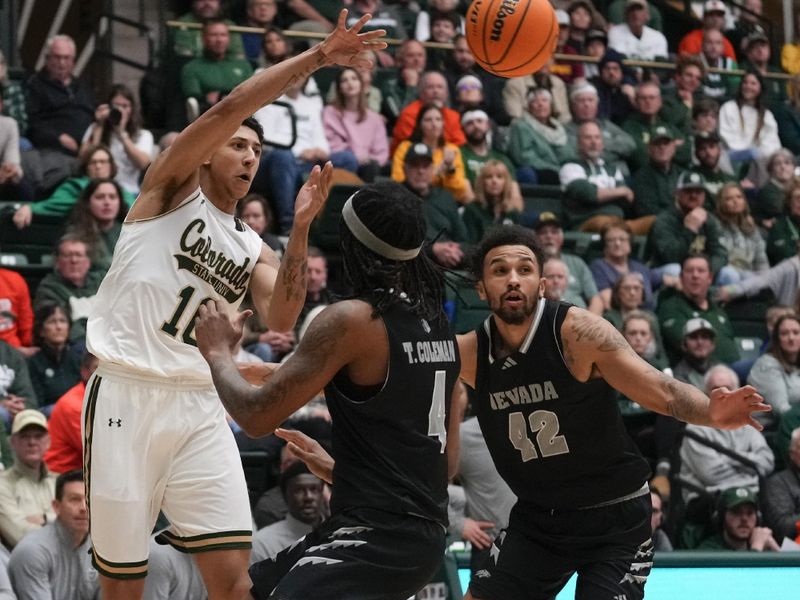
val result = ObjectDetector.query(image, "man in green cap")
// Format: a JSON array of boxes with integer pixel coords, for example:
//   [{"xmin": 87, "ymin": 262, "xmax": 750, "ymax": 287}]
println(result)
[{"xmin": 699, "ymin": 487, "xmax": 780, "ymax": 551}]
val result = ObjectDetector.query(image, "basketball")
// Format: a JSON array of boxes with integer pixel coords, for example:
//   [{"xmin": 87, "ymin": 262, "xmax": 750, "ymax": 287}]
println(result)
[{"xmin": 465, "ymin": 0, "xmax": 559, "ymax": 78}]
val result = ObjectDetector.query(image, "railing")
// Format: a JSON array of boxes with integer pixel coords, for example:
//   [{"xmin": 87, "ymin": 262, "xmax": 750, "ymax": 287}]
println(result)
[{"xmin": 96, "ymin": 12, "xmax": 156, "ymax": 72}]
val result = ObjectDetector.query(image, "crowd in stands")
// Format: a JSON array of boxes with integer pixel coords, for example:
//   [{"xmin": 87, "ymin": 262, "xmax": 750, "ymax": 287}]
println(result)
[{"xmin": 2, "ymin": 0, "xmax": 800, "ymax": 596}]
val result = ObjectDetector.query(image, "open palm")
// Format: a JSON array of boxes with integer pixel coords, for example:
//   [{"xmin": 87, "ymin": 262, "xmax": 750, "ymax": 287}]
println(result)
[
  {"xmin": 294, "ymin": 161, "xmax": 333, "ymax": 230},
  {"xmin": 319, "ymin": 9, "xmax": 388, "ymax": 69}
]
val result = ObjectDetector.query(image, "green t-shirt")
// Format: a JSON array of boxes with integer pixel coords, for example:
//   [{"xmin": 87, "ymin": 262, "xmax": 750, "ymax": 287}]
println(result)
[{"xmin": 459, "ymin": 145, "xmax": 516, "ymax": 185}]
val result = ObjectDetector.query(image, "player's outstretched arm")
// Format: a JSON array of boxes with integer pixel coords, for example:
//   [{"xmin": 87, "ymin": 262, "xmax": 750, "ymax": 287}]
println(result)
[
  {"xmin": 131, "ymin": 10, "xmax": 386, "ymax": 218},
  {"xmin": 196, "ymin": 299, "xmax": 362, "ymax": 437},
  {"xmin": 560, "ymin": 308, "xmax": 771, "ymax": 430},
  {"xmin": 250, "ymin": 163, "xmax": 333, "ymax": 332}
]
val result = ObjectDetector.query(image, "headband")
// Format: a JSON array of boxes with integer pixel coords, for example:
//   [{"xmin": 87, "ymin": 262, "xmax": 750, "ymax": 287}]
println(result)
[{"xmin": 341, "ymin": 194, "xmax": 422, "ymax": 261}]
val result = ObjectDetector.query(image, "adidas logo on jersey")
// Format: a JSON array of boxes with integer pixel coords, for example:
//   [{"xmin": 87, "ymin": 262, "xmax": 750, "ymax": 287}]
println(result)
[{"xmin": 501, "ymin": 357, "xmax": 518, "ymax": 370}]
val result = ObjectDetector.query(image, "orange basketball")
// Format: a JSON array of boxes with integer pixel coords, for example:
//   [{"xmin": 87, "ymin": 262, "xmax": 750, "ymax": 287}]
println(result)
[{"xmin": 465, "ymin": 0, "xmax": 559, "ymax": 78}]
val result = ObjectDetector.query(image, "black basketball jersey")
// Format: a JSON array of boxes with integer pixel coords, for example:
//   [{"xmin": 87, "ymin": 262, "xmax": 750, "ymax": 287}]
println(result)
[
  {"xmin": 474, "ymin": 300, "xmax": 650, "ymax": 510},
  {"xmin": 325, "ymin": 302, "xmax": 461, "ymax": 527}
]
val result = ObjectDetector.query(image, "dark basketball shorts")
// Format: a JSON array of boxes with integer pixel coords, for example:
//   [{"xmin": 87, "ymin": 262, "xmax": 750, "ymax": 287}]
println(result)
[
  {"xmin": 250, "ymin": 507, "xmax": 447, "ymax": 600},
  {"xmin": 469, "ymin": 493, "xmax": 653, "ymax": 600}
]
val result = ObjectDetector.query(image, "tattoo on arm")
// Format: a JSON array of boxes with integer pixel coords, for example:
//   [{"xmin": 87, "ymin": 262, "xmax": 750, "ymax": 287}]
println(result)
[
  {"xmin": 281, "ymin": 255, "xmax": 308, "ymax": 303},
  {"xmin": 659, "ymin": 373, "xmax": 711, "ymax": 425},
  {"xmin": 570, "ymin": 312, "xmax": 634, "ymax": 354}
]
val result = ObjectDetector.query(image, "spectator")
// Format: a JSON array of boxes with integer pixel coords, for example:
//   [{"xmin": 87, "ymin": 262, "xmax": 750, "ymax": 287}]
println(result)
[
  {"xmin": 762, "ymin": 427, "xmax": 800, "ymax": 543},
  {"xmin": 65, "ymin": 178, "xmax": 128, "ymax": 273},
  {"xmin": 252, "ymin": 443, "xmax": 299, "ymax": 528},
  {"xmin": 647, "ymin": 172, "xmax": 728, "ymax": 280},
  {"xmin": 0, "ymin": 268, "xmax": 33, "ymax": 351},
  {"xmin": 0, "ymin": 94, "xmax": 27, "ymax": 202},
  {"xmin": 631, "ymin": 125, "xmax": 686, "ymax": 221},
  {"xmin": 590, "ymin": 222, "xmax": 654, "ymax": 310},
  {"xmin": 380, "ymin": 40, "xmax": 425, "ymax": 123},
  {"xmin": 551, "ymin": 8, "xmax": 585, "ymax": 84},
  {"xmin": 678, "ymin": 0, "xmax": 737, "ymax": 59},
  {"xmin": 698, "ymin": 28, "xmax": 740, "ymax": 101},
  {"xmin": 322, "ymin": 67, "xmax": 389, "ymax": 183},
  {"xmin": 726, "ymin": 0, "xmax": 766, "ymax": 59},
  {"xmin": 603, "ymin": 272, "xmax": 655, "ymax": 332},
  {"xmin": 767, "ymin": 179, "xmax": 800, "ymax": 264},
  {"xmin": 79, "ymin": 84, "xmax": 154, "ymax": 195},
  {"xmin": 747, "ymin": 314, "xmax": 800, "ymax": 423},
  {"xmin": 390, "ymin": 71, "xmax": 465, "ymax": 154},
  {"xmin": 237, "ymin": 193, "xmax": 285, "ymax": 254},
  {"xmin": 661, "ymin": 55, "xmax": 706, "ymax": 135},
  {"xmin": 775, "ymin": 404, "xmax": 800, "ymax": 474},
  {"xmin": 425, "ymin": 11, "xmax": 462, "ymax": 71},
  {"xmin": 719, "ymin": 72, "xmax": 781, "ymax": 184},
  {"xmin": 680, "ymin": 366, "xmax": 774, "ymax": 504},
  {"xmin": 0, "ymin": 410, "xmax": 55, "ymax": 548},
  {"xmin": 7, "ymin": 470, "xmax": 98, "ymax": 599},
  {"xmin": 240, "ymin": 0, "xmax": 279, "ymax": 65},
  {"xmin": 463, "ymin": 160, "xmax": 522, "ymax": 244},
  {"xmin": 172, "ymin": 0, "xmax": 245, "ymax": 59},
  {"xmin": 0, "ymin": 48, "xmax": 27, "ymax": 134},
  {"xmin": 534, "ymin": 212, "xmax": 603, "ymax": 314},
  {"xmin": 401, "ymin": 144, "xmax": 466, "ymax": 268},
  {"xmin": 623, "ymin": 82, "xmax": 690, "ymax": 172},
  {"xmin": 392, "ymin": 104, "xmax": 471, "ymax": 202},
  {"xmin": 326, "ymin": 50, "xmax": 382, "ymax": 115},
  {"xmin": 451, "ymin": 74, "xmax": 485, "ymax": 113},
  {"xmin": 259, "ymin": 26, "xmax": 291, "ymax": 68},
  {"xmin": 607, "ymin": 0, "xmax": 668, "ymax": 61},
  {"xmin": 459, "ymin": 109, "xmax": 516, "ymax": 186},
  {"xmin": 717, "ymin": 242, "xmax": 800, "ymax": 309},
  {"xmin": 564, "ymin": 0, "xmax": 602, "ymax": 55},
  {"xmin": 253, "ymin": 73, "xmax": 353, "ymax": 234},
  {"xmin": 250, "ymin": 462, "xmax": 324, "ymax": 563},
  {"xmin": 503, "ymin": 68, "xmax": 570, "ymax": 125},
  {"xmin": 581, "ymin": 28, "xmax": 610, "ymax": 80},
  {"xmin": 181, "ymin": 20, "xmax": 254, "ymax": 118},
  {"xmin": 33, "ymin": 236, "xmax": 103, "ymax": 344},
  {"xmin": 559, "ymin": 120, "xmax": 633, "ymax": 231},
  {"xmin": 345, "ymin": 0, "xmax": 407, "ymax": 43},
  {"xmin": 692, "ymin": 130, "xmax": 738, "ymax": 204},
  {"xmin": 650, "ymin": 489, "xmax": 673, "ymax": 551},
  {"xmin": 0, "ymin": 341, "xmax": 37, "ymax": 424},
  {"xmin": 507, "ymin": 88, "xmax": 571, "ymax": 185},
  {"xmin": 542, "ymin": 257, "xmax": 570, "ymax": 302},
  {"xmin": 280, "ymin": 0, "xmax": 336, "ymax": 33},
  {"xmin": 24, "ymin": 35, "xmax": 94, "ymax": 195},
  {"xmin": 656, "ymin": 254, "xmax": 739, "ymax": 364},
  {"xmin": 12, "ymin": 144, "xmax": 135, "ymax": 229},
  {"xmin": 142, "ymin": 538, "xmax": 207, "ymax": 599},
  {"xmin": 714, "ymin": 182, "xmax": 768, "ymax": 283},
  {"xmin": 754, "ymin": 149, "xmax": 797, "ymax": 229},
  {"xmin": 26, "ymin": 303, "xmax": 79, "ymax": 413},
  {"xmin": 450, "ymin": 414, "xmax": 516, "ymax": 576},
  {"xmin": 774, "ymin": 74, "xmax": 800, "ymax": 156},
  {"xmin": 414, "ymin": 0, "xmax": 463, "ymax": 42},
  {"xmin": 566, "ymin": 81, "xmax": 636, "ymax": 169},
  {"xmin": 590, "ymin": 49, "xmax": 635, "ymax": 126},
  {"xmin": 673, "ymin": 317, "xmax": 720, "ymax": 389},
  {"xmin": 622, "ymin": 310, "xmax": 668, "ymax": 370},
  {"xmin": 740, "ymin": 28, "xmax": 787, "ymax": 110},
  {"xmin": 298, "ymin": 247, "xmax": 333, "ymax": 330},
  {"xmin": 43, "ymin": 352, "xmax": 97, "ymax": 475},
  {"xmin": 697, "ymin": 487, "xmax": 779, "ymax": 551}
]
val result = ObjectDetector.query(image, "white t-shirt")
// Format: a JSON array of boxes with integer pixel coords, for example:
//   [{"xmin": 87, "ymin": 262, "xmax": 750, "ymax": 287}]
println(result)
[
  {"xmin": 607, "ymin": 24, "xmax": 668, "ymax": 60},
  {"xmin": 82, "ymin": 125, "xmax": 155, "ymax": 194},
  {"xmin": 253, "ymin": 92, "xmax": 329, "ymax": 158}
]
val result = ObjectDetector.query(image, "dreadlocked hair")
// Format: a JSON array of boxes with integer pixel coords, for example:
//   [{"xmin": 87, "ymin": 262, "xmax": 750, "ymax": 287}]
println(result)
[{"xmin": 339, "ymin": 182, "xmax": 447, "ymax": 325}]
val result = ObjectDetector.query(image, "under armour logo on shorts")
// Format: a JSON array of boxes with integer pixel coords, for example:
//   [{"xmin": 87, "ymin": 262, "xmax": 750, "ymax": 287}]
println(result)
[{"xmin": 108, "ymin": 418, "xmax": 122, "ymax": 427}]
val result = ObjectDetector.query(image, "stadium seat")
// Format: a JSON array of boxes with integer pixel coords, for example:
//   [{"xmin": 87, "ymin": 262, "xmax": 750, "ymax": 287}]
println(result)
[
  {"xmin": 240, "ymin": 450, "xmax": 274, "ymax": 510},
  {"xmin": 445, "ymin": 272, "xmax": 489, "ymax": 335},
  {"xmin": 309, "ymin": 183, "xmax": 359, "ymax": 253},
  {"xmin": 562, "ymin": 231, "xmax": 601, "ymax": 262},
  {"xmin": 734, "ymin": 337, "xmax": 763, "ymax": 362},
  {"xmin": 519, "ymin": 183, "xmax": 562, "ymax": 228}
]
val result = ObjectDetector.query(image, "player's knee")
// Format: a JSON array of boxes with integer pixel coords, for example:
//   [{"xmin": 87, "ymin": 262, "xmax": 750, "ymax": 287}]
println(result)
[{"xmin": 206, "ymin": 572, "xmax": 251, "ymax": 600}]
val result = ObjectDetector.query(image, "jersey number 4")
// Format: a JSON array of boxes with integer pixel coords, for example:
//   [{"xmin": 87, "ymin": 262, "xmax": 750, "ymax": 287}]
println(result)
[
  {"xmin": 508, "ymin": 410, "xmax": 569, "ymax": 462},
  {"xmin": 161, "ymin": 285, "xmax": 211, "ymax": 347},
  {"xmin": 428, "ymin": 370, "xmax": 447, "ymax": 454}
]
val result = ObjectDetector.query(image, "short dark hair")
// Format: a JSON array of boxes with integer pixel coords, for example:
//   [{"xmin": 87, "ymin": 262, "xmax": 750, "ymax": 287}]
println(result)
[
  {"xmin": 430, "ymin": 10, "xmax": 460, "ymax": 29},
  {"xmin": 681, "ymin": 252, "xmax": 711, "ymax": 272},
  {"xmin": 55, "ymin": 470, "xmax": 83, "ymax": 501},
  {"xmin": 32, "ymin": 301, "xmax": 72, "ymax": 346},
  {"xmin": 279, "ymin": 460, "xmax": 312, "ymax": 498},
  {"xmin": 469, "ymin": 225, "xmax": 545, "ymax": 281},
  {"xmin": 693, "ymin": 97, "xmax": 719, "ymax": 119},
  {"xmin": 202, "ymin": 17, "xmax": 228, "ymax": 31},
  {"xmin": 241, "ymin": 116, "xmax": 265, "ymax": 146}
]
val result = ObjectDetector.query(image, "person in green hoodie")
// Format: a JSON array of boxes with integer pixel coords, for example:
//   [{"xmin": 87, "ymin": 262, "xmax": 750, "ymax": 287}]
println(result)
[
  {"xmin": 11, "ymin": 144, "xmax": 136, "ymax": 229},
  {"xmin": 32, "ymin": 236, "xmax": 103, "ymax": 344}
]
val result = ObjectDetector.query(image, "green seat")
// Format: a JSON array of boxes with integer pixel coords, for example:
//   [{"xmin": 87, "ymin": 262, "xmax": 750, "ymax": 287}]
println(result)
[
  {"xmin": 562, "ymin": 231, "xmax": 601, "ymax": 262},
  {"xmin": 734, "ymin": 336, "xmax": 764, "ymax": 361},
  {"xmin": 446, "ymin": 272, "xmax": 489, "ymax": 335}
]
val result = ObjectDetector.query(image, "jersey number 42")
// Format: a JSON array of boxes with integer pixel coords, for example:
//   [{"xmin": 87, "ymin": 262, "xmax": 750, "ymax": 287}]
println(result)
[{"xmin": 508, "ymin": 410, "xmax": 570, "ymax": 462}]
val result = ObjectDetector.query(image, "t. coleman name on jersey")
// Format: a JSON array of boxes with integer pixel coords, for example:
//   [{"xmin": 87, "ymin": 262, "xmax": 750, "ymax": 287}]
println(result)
[
  {"xmin": 177, "ymin": 219, "xmax": 251, "ymax": 302},
  {"xmin": 402, "ymin": 340, "xmax": 457, "ymax": 364}
]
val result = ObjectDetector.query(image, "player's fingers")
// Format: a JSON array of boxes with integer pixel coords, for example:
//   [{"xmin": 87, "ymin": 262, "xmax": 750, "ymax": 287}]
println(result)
[
  {"xmin": 234, "ymin": 309, "xmax": 253, "ymax": 329},
  {"xmin": 476, "ymin": 521, "xmax": 495, "ymax": 529},
  {"xmin": 197, "ymin": 303, "xmax": 209, "ymax": 318},
  {"xmin": 336, "ymin": 9, "xmax": 347, "ymax": 30},
  {"xmin": 358, "ymin": 28, "xmax": 386, "ymax": 41},
  {"xmin": 748, "ymin": 417, "xmax": 764, "ymax": 431},
  {"xmin": 350, "ymin": 12, "xmax": 371, "ymax": 34}
]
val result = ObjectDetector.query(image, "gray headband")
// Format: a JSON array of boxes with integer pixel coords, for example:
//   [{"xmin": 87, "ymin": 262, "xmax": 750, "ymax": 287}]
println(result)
[{"xmin": 341, "ymin": 195, "xmax": 422, "ymax": 261}]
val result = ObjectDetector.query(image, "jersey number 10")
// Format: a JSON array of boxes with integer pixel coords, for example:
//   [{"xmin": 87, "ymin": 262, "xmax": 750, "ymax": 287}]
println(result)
[
  {"xmin": 161, "ymin": 285, "xmax": 211, "ymax": 347},
  {"xmin": 508, "ymin": 410, "xmax": 570, "ymax": 462}
]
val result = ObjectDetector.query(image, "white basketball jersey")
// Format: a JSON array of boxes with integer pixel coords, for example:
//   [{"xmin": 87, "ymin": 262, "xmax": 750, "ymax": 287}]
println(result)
[{"xmin": 87, "ymin": 189, "xmax": 263, "ymax": 382}]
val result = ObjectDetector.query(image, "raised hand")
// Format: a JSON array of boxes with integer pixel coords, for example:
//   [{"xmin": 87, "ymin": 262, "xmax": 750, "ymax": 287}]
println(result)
[
  {"xmin": 293, "ymin": 161, "xmax": 333, "ymax": 230},
  {"xmin": 708, "ymin": 385, "xmax": 771, "ymax": 431},
  {"xmin": 318, "ymin": 9, "xmax": 388, "ymax": 70},
  {"xmin": 195, "ymin": 301, "xmax": 252, "ymax": 360},
  {"xmin": 275, "ymin": 427, "xmax": 334, "ymax": 484}
]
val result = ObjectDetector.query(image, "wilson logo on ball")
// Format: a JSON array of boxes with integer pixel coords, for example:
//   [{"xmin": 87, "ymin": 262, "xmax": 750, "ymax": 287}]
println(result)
[{"xmin": 490, "ymin": 0, "xmax": 520, "ymax": 41}]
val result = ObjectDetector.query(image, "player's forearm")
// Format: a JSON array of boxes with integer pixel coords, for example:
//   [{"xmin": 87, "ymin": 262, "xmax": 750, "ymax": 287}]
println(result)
[
  {"xmin": 657, "ymin": 373, "xmax": 713, "ymax": 427},
  {"xmin": 265, "ymin": 226, "xmax": 309, "ymax": 332},
  {"xmin": 207, "ymin": 351, "xmax": 283, "ymax": 436}
]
